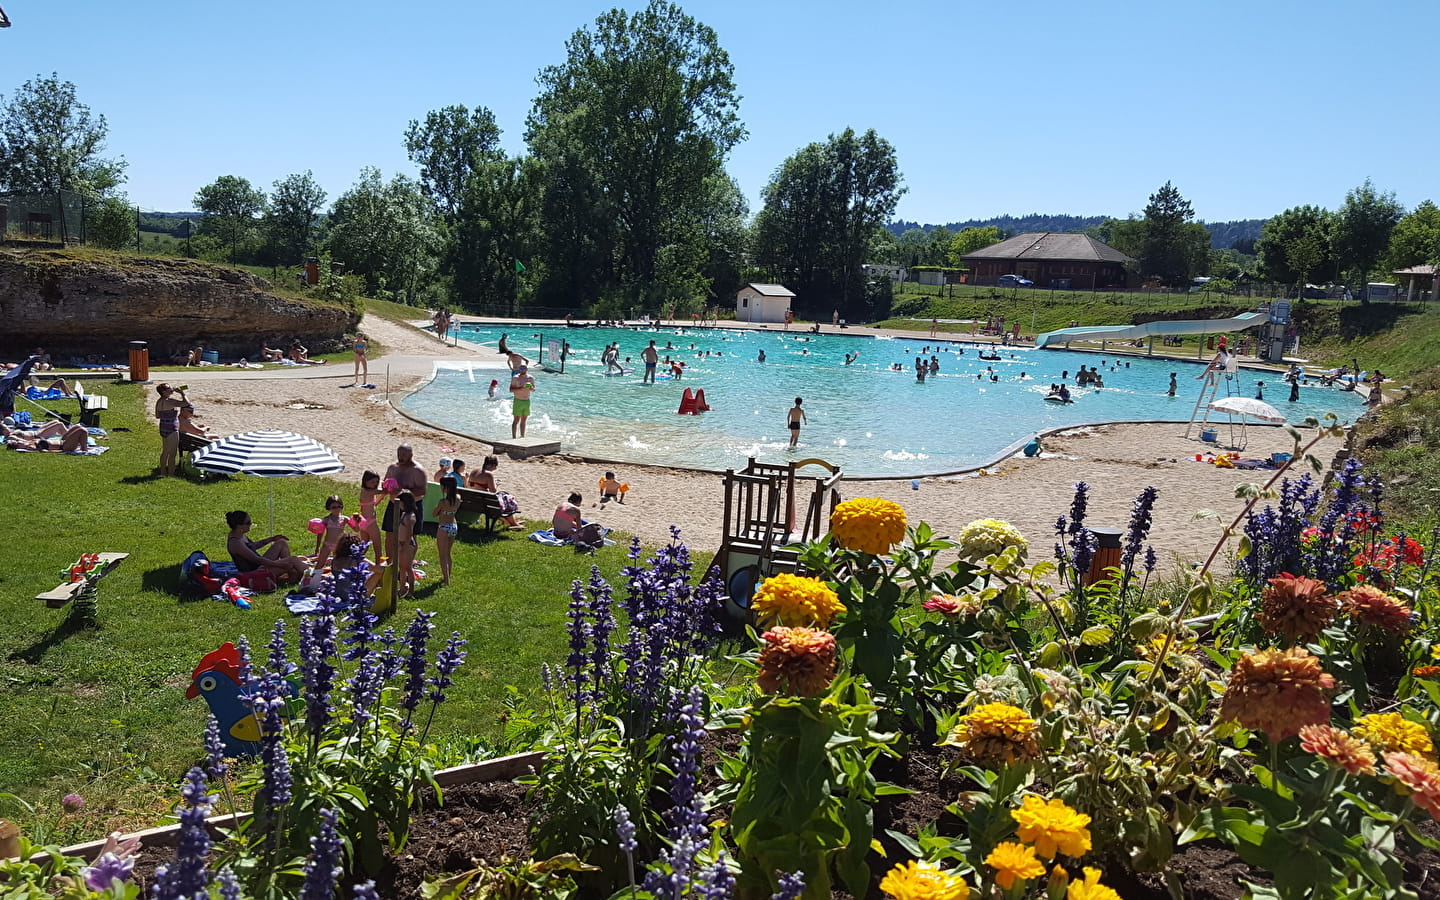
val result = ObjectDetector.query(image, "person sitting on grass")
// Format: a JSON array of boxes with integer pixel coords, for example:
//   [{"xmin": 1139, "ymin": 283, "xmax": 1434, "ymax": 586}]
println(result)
[
  {"xmin": 552, "ymin": 492, "xmax": 585, "ymax": 539},
  {"xmin": 261, "ymin": 346, "xmax": 285, "ymax": 362},
  {"xmin": 328, "ymin": 533, "xmax": 382, "ymax": 602},
  {"xmin": 289, "ymin": 340, "xmax": 325, "ymax": 365},
  {"xmin": 226, "ymin": 510, "xmax": 310, "ymax": 583}
]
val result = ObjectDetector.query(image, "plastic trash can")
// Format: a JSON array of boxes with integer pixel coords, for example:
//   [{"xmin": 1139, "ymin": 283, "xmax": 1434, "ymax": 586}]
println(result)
[{"xmin": 201, "ymin": 349, "xmax": 220, "ymax": 364}]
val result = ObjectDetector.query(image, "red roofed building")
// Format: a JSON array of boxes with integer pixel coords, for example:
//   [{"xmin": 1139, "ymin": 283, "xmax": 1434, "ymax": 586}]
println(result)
[{"xmin": 962, "ymin": 232, "xmax": 1133, "ymax": 290}]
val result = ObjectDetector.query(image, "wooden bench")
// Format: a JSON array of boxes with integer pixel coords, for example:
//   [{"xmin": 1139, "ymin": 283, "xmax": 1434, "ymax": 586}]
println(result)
[
  {"xmin": 422, "ymin": 483, "xmax": 510, "ymax": 532},
  {"xmin": 37, "ymin": 552, "xmax": 129, "ymax": 608},
  {"xmin": 74, "ymin": 381, "xmax": 110, "ymax": 427}
]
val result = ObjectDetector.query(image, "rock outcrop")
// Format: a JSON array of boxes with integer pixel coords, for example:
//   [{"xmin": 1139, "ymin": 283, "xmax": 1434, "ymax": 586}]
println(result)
[{"xmin": 0, "ymin": 248, "xmax": 359, "ymax": 362}]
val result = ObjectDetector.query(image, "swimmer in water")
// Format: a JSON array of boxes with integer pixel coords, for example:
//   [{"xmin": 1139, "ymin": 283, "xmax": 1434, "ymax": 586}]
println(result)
[
  {"xmin": 488, "ymin": 379, "xmax": 499, "ymax": 400},
  {"xmin": 757, "ymin": 349, "xmax": 766, "ymax": 362},
  {"xmin": 497, "ymin": 333, "xmax": 530, "ymax": 373}
]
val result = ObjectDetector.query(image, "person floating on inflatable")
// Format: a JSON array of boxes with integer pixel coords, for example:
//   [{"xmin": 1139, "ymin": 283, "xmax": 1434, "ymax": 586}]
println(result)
[{"xmin": 599, "ymin": 472, "xmax": 630, "ymax": 505}]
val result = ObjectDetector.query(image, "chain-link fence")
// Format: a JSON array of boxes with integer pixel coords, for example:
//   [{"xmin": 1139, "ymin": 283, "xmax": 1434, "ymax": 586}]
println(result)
[{"xmin": 0, "ymin": 189, "xmax": 87, "ymax": 244}]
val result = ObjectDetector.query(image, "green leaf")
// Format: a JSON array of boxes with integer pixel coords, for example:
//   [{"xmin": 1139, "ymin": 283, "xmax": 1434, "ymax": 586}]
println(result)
[{"xmin": 1080, "ymin": 625, "xmax": 1113, "ymax": 646}]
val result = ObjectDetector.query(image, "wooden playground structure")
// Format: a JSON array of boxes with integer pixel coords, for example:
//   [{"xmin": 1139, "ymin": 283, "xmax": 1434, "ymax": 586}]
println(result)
[{"xmin": 716, "ymin": 457, "xmax": 843, "ymax": 624}]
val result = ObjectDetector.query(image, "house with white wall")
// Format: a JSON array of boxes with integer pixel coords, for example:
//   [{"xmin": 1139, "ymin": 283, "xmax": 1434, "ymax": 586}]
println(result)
[{"xmin": 735, "ymin": 283, "xmax": 795, "ymax": 324}]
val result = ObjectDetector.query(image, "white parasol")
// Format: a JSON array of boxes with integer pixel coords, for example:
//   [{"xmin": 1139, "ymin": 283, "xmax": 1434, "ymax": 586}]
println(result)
[{"xmin": 1206, "ymin": 397, "xmax": 1286, "ymax": 449}]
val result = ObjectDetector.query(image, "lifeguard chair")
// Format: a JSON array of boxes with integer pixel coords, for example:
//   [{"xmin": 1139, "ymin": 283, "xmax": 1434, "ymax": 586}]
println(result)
[{"xmin": 716, "ymin": 457, "xmax": 843, "ymax": 626}]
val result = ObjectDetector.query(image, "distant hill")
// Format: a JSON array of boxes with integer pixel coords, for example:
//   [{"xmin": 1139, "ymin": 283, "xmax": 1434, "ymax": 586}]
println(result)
[{"xmin": 887, "ymin": 214, "xmax": 1267, "ymax": 251}]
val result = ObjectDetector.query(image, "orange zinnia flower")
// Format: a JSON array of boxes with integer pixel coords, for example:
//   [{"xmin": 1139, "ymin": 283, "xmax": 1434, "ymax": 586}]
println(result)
[
  {"xmin": 1220, "ymin": 647, "xmax": 1335, "ymax": 741},
  {"xmin": 1258, "ymin": 573, "xmax": 1336, "ymax": 643},
  {"xmin": 756, "ymin": 626, "xmax": 837, "ymax": 697}
]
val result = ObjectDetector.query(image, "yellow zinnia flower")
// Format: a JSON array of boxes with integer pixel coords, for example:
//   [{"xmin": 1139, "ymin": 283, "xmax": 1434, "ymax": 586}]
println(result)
[
  {"xmin": 985, "ymin": 841, "xmax": 1045, "ymax": 889},
  {"xmin": 1354, "ymin": 713, "xmax": 1435, "ymax": 759},
  {"xmin": 1011, "ymin": 794, "xmax": 1092, "ymax": 859},
  {"xmin": 830, "ymin": 497, "xmax": 908, "ymax": 555},
  {"xmin": 955, "ymin": 519, "xmax": 1028, "ymax": 561},
  {"xmin": 941, "ymin": 703, "xmax": 1040, "ymax": 768},
  {"xmin": 1066, "ymin": 867, "xmax": 1121, "ymax": 900},
  {"xmin": 879, "ymin": 860, "xmax": 969, "ymax": 900},
  {"xmin": 750, "ymin": 572, "xmax": 844, "ymax": 627}
]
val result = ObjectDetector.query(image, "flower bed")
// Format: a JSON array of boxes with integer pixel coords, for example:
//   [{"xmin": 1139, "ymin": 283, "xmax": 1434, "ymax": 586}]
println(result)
[{"xmin": 7, "ymin": 417, "xmax": 1440, "ymax": 899}]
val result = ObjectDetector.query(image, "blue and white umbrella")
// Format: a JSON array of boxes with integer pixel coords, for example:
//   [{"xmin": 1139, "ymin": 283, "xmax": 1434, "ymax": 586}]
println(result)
[{"xmin": 192, "ymin": 430, "xmax": 344, "ymax": 531}]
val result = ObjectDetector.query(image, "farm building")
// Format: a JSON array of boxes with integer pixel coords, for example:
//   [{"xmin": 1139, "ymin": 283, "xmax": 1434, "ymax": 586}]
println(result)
[
  {"xmin": 961, "ymin": 232, "xmax": 1132, "ymax": 289},
  {"xmin": 735, "ymin": 283, "xmax": 795, "ymax": 324}
]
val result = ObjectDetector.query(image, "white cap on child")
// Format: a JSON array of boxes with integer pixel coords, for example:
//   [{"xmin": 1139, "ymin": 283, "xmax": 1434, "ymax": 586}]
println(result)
[{"xmin": 439, "ymin": 457, "xmax": 452, "ymax": 468}]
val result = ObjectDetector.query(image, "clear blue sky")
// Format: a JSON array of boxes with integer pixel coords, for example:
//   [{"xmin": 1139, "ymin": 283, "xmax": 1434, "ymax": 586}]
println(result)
[{"xmin": 3, "ymin": 0, "xmax": 1436, "ymax": 224}]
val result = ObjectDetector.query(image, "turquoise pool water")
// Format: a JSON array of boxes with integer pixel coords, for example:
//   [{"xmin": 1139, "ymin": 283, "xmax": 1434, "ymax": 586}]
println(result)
[{"xmin": 400, "ymin": 325, "xmax": 1365, "ymax": 477}]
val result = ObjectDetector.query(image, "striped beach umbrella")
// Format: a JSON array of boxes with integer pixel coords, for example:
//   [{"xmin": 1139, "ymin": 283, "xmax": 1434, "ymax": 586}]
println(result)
[{"xmin": 192, "ymin": 430, "xmax": 344, "ymax": 531}]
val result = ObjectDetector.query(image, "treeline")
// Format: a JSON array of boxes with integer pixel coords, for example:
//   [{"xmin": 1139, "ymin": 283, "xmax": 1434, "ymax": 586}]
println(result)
[{"xmin": 887, "ymin": 214, "xmax": 1266, "ymax": 252}]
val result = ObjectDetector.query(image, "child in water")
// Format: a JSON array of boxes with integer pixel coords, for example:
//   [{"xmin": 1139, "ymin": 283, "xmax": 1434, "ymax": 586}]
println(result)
[{"xmin": 488, "ymin": 379, "xmax": 499, "ymax": 400}]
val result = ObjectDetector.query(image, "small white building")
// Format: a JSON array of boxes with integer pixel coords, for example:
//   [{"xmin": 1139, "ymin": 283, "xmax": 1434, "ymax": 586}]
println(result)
[{"xmin": 735, "ymin": 283, "xmax": 795, "ymax": 324}]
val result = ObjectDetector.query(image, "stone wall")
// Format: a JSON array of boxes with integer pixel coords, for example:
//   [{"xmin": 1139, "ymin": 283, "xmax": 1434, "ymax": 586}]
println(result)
[{"xmin": 0, "ymin": 249, "xmax": 359, "ymax": 362}]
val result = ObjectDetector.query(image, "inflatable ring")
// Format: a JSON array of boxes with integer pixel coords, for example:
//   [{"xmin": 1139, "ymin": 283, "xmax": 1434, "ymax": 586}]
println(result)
[{"xmin": 307, "ymin": 518, "xmax": 326, "ymax": 535}]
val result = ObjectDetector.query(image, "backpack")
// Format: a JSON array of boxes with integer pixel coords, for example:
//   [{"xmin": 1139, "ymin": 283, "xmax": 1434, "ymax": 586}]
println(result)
[{"xmin": 572, "ymin": 522, "xmax": 606, "ymax": 554}]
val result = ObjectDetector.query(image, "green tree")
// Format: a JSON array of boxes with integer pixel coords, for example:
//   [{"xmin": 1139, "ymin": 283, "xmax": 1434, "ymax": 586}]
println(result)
[
  {"xmin": 753, "ymin": 142, "xmax": 839, "ymax": 303},
  {"xmin": 404, "ymin": 104, "xmax": 503, "ymax": 219},
  {"xmin": 326, "ymin": 167, "xmax": 439, "ymax": 302},
  {"xmin": 1138, "ymin": 181, "xmax": 1208, "ymax": 286},
  {"xmin": 264, "ymin": 170, "xmax": 327, "ymax": 266},
  {"xmin": 450, "ymin": 154, "xmax": 543, "ymax": 312},
  {"xmin": 1255, "ymin": 205, "xmax": 1337, "ymax": 287},
  {"xmin": 87, "ymin": 195, "xmax": 136, "ymax": 249},
  {"xmin": 830, "ymin": 128, "xmax": 904, "ymax": 316},
  {"xmin": 527, "ymin": 0, "xmax": 745, "ymax": 308},
  {"xmin": 1382, "ymin": 200, "xmax": 1440, "ymax": 273},
  {"xmin": 948, "ymin": 225, "xmax": 1002, "ymax": 264},
  {"xmin": 0, "ymin": 74, "xmax": 126, "ymax": 197},
  {"xmin": 1336, "ymin": 178, "xmax": 1404, "ymax": 302},
  {"xmin": 194, "ymin": 175, "xmax": 266, "ymax": 262}
]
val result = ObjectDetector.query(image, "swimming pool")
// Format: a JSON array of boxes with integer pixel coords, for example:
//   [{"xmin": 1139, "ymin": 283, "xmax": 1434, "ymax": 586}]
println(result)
[{"xmin": 400, "ymin": 324, "xmax": 1366, "ymax": 478}]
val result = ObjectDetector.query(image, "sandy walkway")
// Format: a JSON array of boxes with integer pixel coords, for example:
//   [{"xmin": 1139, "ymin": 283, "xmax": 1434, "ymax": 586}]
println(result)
[{"xmin": 180, "ymin": 314, "xmax": 1345, "ymax": 570}]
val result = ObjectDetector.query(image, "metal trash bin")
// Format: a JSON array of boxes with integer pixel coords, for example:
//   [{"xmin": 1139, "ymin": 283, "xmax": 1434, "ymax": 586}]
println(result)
[{"xmin": 128, "ymin": 341, "xmax": 149, "ymax": 383}]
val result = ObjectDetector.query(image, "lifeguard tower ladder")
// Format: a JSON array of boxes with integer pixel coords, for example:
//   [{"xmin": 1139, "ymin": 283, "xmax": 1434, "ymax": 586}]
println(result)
[
  {"xmin": 716, "ymin": 457, "xmax": 843, "ymax": 626},
  {"xmin": 1184, "ymin": 353, "xmax": 1242, "ymax": 439}
]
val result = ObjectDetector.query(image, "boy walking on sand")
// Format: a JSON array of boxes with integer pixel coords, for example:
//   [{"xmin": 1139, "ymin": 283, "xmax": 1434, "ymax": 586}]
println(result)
[{"xmin": 786, "ymin": 397, "xmax": 807, "ymax": 449}]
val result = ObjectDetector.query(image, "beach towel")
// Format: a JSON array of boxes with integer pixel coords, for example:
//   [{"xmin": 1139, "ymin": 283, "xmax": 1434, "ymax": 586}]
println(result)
[
  {"xmin": 285, "ymin": 593, "xmax": 327, "ymax": 614},
  {"xmin": 528, "ymin": 526, "xmax": 615, "ymax": 548},
  {"xmin": 25, "ymin": 386, "xmax": 69, "ymax": 400},
  {"xmin": 65, "ymin": 444, "xmax": 109, "ymax": 456}
]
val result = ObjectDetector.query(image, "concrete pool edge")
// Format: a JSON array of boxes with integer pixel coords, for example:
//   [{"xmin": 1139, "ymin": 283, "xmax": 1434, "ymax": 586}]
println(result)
[{"xmin": 389, "ymin": 371, "xmax": 1318, "ymax": 481}]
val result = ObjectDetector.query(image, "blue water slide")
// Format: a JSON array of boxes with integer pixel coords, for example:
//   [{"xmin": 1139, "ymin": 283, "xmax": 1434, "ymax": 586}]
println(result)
[{"xmin": 1034, "ymin": 310, "xmax": 1273, "ymax": 349}]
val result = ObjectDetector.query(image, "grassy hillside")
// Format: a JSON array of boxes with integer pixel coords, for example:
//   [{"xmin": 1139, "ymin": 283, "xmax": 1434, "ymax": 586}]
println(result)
[
  {"xmin": 878, "ymin": 285, "xmax": 1440, "ymax": 377},
  {"xmin": 1355, "ymin": 366, "xmax": 1440, "ymax": 527}
]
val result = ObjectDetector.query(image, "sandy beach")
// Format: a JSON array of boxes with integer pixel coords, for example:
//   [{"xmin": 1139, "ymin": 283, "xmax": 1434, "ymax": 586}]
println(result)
[{"xmin": 180, "ymin": 315, "xmax": 1346, "ymax": 571}]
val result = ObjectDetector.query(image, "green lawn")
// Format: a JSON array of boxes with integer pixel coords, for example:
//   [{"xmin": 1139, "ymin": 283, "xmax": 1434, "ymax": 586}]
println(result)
[{"xmin": 0, "ymin": 382, "xmax": 679, "ymax": 835}]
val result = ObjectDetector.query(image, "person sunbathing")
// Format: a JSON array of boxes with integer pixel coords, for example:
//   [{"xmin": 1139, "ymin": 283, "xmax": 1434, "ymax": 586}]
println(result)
[
  {"xmin": 289, "ymin": 341, "xmax": 325, "ymax": 365},
  {"xmin": 27, "ymin": 377, "xmax": 73, "ymax": 397},
  {"xmin": 225, "ymin": 510, "xmax": 310, "ymax": 583},
  {"xmin": 185, "ymin": 347, "xmax": 205, "ymax": 367},
  {"xmin": 179, "ymin": 404, "xmax": 215, "ymax": 439},
  {"xmin": 261, "ymin": 346, "xmax": 285, "ymax": 362},
  {"xmin": 4, "ymin": 422, "xmax": 89, "ymax": 452}
]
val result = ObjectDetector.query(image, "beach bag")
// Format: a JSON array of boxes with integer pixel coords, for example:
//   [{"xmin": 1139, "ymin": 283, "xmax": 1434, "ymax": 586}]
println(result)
[
  {"xmin": 497, "ymin": 490, "xmax": 520, "ymax": 515},
  {"xmin": 572, "ymin": 522, "xmax": 606, "ymax": 554}
]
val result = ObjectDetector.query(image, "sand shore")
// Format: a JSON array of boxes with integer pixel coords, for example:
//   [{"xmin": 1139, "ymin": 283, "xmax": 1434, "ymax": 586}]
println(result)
[{"xmin": 179, "ymin": 315, "xmax": 1346, "ymax": 571}]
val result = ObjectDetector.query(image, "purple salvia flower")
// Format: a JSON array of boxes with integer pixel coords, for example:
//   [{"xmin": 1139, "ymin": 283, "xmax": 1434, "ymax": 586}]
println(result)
[
  {"xmin": 428, "ymin": 632, "xmax": 467, "ymax": 705},
  {"xmin": 377, "ymin": 626, "xmax": 402, "ymax": 681},
  {"xmin": 301, "ymin": 615, "xmax": 338, "ymax": 742},
  {"xmin": 567, "ymin": 583, "xmax": 591, "ymax": 706},
  {"xmin": 1121, "ymin": 486, "xmax": 1159, "ymax": 572},
  {"xmin": 771, "ymin": 871, "xmax": 806, "ymax": 900},
  {"xmin": 663, "ymin": 687, "xmax": 708, "ymax": 874},
  {"xmin": 217, "ymin": 867, "xmax": 242, "ymax": 900},
  {"xmin": 1067, "ymin": 482, "xmax": 1089, "ymax": 534},
  {"xmin": 342, "ymin": 601, "xmax": 379, "ymax": 662},
  {"xmin": 346, "ymin": 655, "xmax": 383, "ymax": 729},
  {"xmin": 1070, "ymin": 528, "xmax": 1096, "ymax": 577},
  {"xmin": 234, "ymin": 635, "xmax": 253, "ymax": 689},
  {"xmin": 204, "ymin": 716, "xmax": 228, "ymax": 782},
  {"xmin": 299, "ymin": 808, "xmax": 343, "ymax": 900},
  {"xmin": 399, "ymin": 611, "xmax": 436, "ymax": 724},
  {"xmin": 266, "ymin": 620, "xmax": 295, "ymax": 678},
  {"xmin": 587, "ymin": 566, "xmax": 615, "ymax": 691},
  {"xmin": 695, "ymin": 853, "xmax": 735, "ymax": 900},
  {"xmin": 614, "ymin": 805, "xmax": 638, "ymax": 853},
  {"xmin": 251, "ymin": 675, "xmax": 293, "ymax": 813},
  {"xmin": 352, "ymin": 882, "xmax": 379, "ymax": 900},
  {"xmin": 150, "ymin": 767, "xmax": 212, "ymax": 900},
  {"xmin": 1144, "ymin": 546, "xmax": 1158, "ymax": 575},
  {"xmin": 83, "ymin": 853, "xmax": 135, "ymax": 891},
  {"xmin": 540, "ymin": 663, "xmax": 555, "ymax": 694}
]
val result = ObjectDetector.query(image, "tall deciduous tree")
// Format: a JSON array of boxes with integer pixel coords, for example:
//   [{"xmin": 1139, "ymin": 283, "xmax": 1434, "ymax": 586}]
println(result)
[
  {"xmin": 327, "ymin": 167, "xmax": 438, "ymax": 302},
  {"xmin": 1255, "ymin": 205, "xmax": 1338, "ymax": 289},
  {"xmin": 1382, "ymin": 200, "xmax": 1440, "ymax": 273},
  {"xmin": 753, "ymin": 129, "xmax": 903, "ymax": 320},
  {"xmin": 404, "ymin": 105, "xmax": 503, "ymax": 219},
  {"xmin": 450, "ymin": 154, "xmax": 543, "ymax": 312},
  {"xmin": 948, "ymin": 225, "xmax": 1002, "ymax": 264},
  {"xmin": 194, "ymin": 175, "xmax": 266, "ymax": 262},
  {"xmin": 527, "ymin": 1, "xmax": 745, "ymax": 308},
  {"xmin": 264, "ymin": 170, "xmax": 327, "ymax": 266},
  {"xmin": 1138, "ymin": 181, "xmax": 1209, "ymax": 286},
  {"xmin": 0, "ymin": 74, "xmax": 126, "ymax": 197},
  {"xmin": 1336, "ymin": 178, "xmax": 1403, "ymax": 302}
]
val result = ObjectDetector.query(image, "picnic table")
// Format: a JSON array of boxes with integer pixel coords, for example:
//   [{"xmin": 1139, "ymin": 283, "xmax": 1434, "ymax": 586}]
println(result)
[{"xmin": 38, "ymin": 552, "xmax": 129, "ymax": 608}]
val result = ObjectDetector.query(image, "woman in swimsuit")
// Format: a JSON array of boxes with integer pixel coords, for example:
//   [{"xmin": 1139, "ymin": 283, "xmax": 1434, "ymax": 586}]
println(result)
[
  {"xmin": 552, "ymin": 492, "xmax": 584, "ymax": 539},
  {"xmin": 468, "ymin": 456, "xmax": 524, "ymax": 530},
  {"xmin": 352, "ymin": 332, "xmax": 369, "ymax": 386},
  {"xmin": 155, "ymin": 383, "xmax": 187, "ymax": 476},
  {"xmin": 357, "ymin": 470, "xmax": 383, "ymax": 565},
  {"xmin": 225, "ymin": 510, "xmax": 310, "ymax": 582},
  {"xmin": 434, "ymin": 475, "xmax": 461, "ymax": 586}
]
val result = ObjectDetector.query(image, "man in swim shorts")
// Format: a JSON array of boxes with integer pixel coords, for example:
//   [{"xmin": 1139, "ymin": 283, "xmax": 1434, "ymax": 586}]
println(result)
[
  {"xmin": 510, "ymin": 366, "xmax": 535, "ymax": 438},
  {"xmin": 498, "ymin": 333, "xmax": 530, "ymax": 374},
  {"xmin": 787, "ymin": 397, "xmax": 806, "ymax": 449},
  {"xmin": 382, "ymin": 444, "xmax": 427, "ymax": 562},
  {"xmin": 641, "ymin": 341, "xmax": 659, "ymax": 383}
]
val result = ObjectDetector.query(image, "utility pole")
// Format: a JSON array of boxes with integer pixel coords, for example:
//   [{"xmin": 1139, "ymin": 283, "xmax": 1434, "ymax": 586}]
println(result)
[{"xmin": 135, "ymin": 206, "xmax": 142, "ymax": 252}]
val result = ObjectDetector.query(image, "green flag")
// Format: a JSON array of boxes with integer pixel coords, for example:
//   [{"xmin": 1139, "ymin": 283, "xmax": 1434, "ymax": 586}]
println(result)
[{"xmin": 514, "ymin": 259, "xmax": 526, "ymax": 273}]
